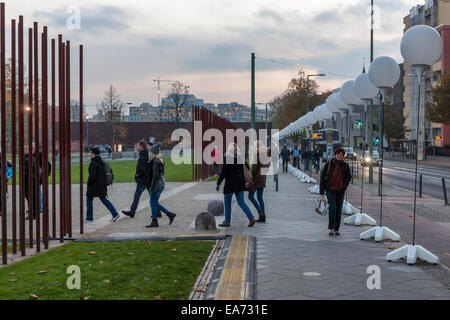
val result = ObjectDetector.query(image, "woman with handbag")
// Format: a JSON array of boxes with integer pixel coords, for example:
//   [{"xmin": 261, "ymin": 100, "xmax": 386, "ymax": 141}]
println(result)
[
  {"xmin": 216, "ymin": 143, "xmax": 256, "ymax": 227},
  {"xmin": 248, "ymin": 141, "xmax": 269, "ymax": 223},
  {"xmin": 319, "ymin": 148, "xmax": 352, "ymax": 236}
]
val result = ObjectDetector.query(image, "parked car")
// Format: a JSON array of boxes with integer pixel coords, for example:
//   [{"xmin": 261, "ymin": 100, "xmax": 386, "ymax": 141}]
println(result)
[
  {"xmin": 361, "ymin": 151, "xmax": 380, "ymax": 166},
  {"xmin": 343, "ymin": 147, "xmax": 357, "ymax": 161}
]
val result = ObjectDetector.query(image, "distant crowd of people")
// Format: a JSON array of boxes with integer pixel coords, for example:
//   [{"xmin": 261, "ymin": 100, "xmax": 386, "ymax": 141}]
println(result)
[
  {"xmin": 0, "ymin": 144, "xmax": 52, "ymax": 220},
  {"xmin": 279, "ymin": 144, "xmax": 323, "ymax": 173}
]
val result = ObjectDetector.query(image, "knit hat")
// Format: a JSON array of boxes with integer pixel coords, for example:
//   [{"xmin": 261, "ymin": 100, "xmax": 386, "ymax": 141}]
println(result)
[
  {"xmin": 334, "ymin": 148, "xmax": 346, "ymax": 156},
  {"xmin": 149, "ymin": 142, "xmax": 162, "ymax": 155}
]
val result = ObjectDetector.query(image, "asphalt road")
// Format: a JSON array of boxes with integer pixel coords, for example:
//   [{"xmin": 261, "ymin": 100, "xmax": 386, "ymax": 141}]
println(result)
[{"xmin": 371, "ymin": 159, "xmax": 450, "ymax": 201}]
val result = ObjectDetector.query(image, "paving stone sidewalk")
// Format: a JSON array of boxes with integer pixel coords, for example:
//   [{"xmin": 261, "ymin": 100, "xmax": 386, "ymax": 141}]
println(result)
[
  {"xmin": 239, "ymin": 172, "xmax": 450, "ymax": 300},
  {"xmin": 62, "ymin": 173, "xmax": 450, "ymax": 300}
]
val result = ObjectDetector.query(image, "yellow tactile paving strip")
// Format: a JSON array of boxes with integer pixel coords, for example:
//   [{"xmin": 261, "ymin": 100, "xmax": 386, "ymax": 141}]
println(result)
[{"xmin": 215, "ymin": 234, "xmax": 249, "ymax": 300}]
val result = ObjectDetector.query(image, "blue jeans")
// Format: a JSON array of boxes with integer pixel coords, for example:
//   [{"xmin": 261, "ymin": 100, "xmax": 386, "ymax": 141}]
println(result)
[
  {"xmin": 150, "ymin": 185, "xmax": 171, "ymax": 219},
  {"xmin": 304, "ymin": 160, "xmax": 310, "ymax": 172},
  {"xmin": 86, "ymin": 196, "xmax": 119, "ymax": 221},
  {"xmin": 326, "ymin": 190, "xmax": 345, "ymax": 231},
  {"xmin": 223, "ymin": 192, "xmax": 254, "ymax": 224},
  {"xmin": 212, "ymin": 163, "xmax": 221, "ymax": 176},
  {"xmin": 248, "ymin": 187, "xmax": 265, "ymax": 216},
  {"xmin": 130, "ymin": 183, "xmax": 151, "ymax": 213}
]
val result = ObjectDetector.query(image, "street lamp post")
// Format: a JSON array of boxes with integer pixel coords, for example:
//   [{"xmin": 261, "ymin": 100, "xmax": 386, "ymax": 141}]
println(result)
[
  {"xmin": 344, "ymin": 73, "xmax": 378, "ymax": 227},
  {"xmin": 385, "ymin": 25, "xmax": 442, "ymax": 265},
  {"xmin": 360, "ymin": 55, "xmax": 402, "ymax": 242}
]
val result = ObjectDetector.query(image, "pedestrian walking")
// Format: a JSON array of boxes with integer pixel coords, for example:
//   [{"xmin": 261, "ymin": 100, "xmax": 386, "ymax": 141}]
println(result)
[
  {"xmin": 0, "ymin": 158, "xmax": 13, "ymax": 216},
  {"xmin": 211, "ymin": 145, "xmax": 222, "ymax": 176},
  {"xmin": 320, "ymin": 148, "xmax": 352, "ymax": 236},
  {"xmin": 122, "ymin": 140, "xmax": 160, "ymax": 218},
  {"xmin": 216, "ymin": 143, "xmax": 256, "ymax": 227},
  {"xmin": 313, "ymin": 148, "xmax": 322, "ymax": 173},
  {"xmin": 291, "ymin": 144, "xmax": 300, "ymax": 169},
  {"xmin": 303, "ymin": 147, "xmax": 312, "ymax": 172},
  {"xmin": 24, "ymin": 144, "xmax": 51, "ymax": 220},
  {"xmin": 248, "ymin": 141, "xmax": 269, "ymax": 223},
  {"xmin": 280, "ymin": 144, "xmax": 290, "ymax": 173},
  {"xmin": 85, "ymin": 147, "xmax": 120, "ymax": 222},
  {"xmin": 270, "ymin": 142, "xmax": 280, "ymax": 175},
  {"xmin": 146, "ymin": 142, "xmax": 177, "ymax": 228}
]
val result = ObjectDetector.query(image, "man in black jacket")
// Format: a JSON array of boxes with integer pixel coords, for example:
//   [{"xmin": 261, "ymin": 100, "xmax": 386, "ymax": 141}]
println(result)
[
  {"xmin": 86, "ymin": 147, "xmax": 120, "ymax": 222},
  {"xmin": 320, "ymin": 148, "xmax": 352, "ymax": 236},
  {"xmin": 280, "ymin": 144, "xmax": 290, "ymax": 173},
  {"xmin": 122, "ymin": 140, "xmax": 159, "ymax": 218}
]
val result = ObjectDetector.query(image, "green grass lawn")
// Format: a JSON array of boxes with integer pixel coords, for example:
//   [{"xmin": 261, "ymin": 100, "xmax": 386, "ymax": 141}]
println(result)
[
  {"xmin": 8, "ymin": 156, "xmax": 193, "ymax": 184},
  {"xmin": 0, "ymin": 240, "xmax": 214, "ymax": 300}
]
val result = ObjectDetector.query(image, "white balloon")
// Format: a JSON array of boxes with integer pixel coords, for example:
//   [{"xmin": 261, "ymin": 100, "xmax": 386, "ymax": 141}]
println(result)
[
  {"xmin": 368, "ymin": 56, "xmax": 401, "ymax": 88},
  {"xmin": 340, "ymin": 80, "xmax": 363, "ymax": 105},
  {"xmin": 326, "ymin": 94, "xmax": 342, "ymax": 114},
  {"xmin": 401, "ymin": 25, "xmax": 442, "ymax": 67},
  {"xmin": 353, "ymin": 73, "xmax": 379, "ymax": 101},
  {"xmin": 334, "ymin": 93, "xmax": 350, "ymax": 111}
]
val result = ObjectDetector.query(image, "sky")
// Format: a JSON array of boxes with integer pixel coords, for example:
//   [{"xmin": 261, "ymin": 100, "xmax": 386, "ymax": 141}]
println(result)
[{"xmin": 4, "ymin": 0, "xmax": 425, "ymax": 115}]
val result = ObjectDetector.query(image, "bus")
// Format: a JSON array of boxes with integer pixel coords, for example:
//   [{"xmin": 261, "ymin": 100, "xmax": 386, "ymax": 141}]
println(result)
[{"xmin": 311, "ymin": 129, "xmax": 340, "ymax": 160}]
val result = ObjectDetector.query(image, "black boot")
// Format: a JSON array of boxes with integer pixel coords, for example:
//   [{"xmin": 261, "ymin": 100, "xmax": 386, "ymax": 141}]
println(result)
[
  {"xmin": 168, "ymin": 212, "xmax": 176, "ymax": 225},
  {"xmin": 146, "ymin": 218, "xmax": 159, "ymax": 228},
  {"xmin": 122, "ymin": 210, "xmax": 135, "ymax": 218},
  {"xmin": 256, "ymin": 211, "xmax": 266, "ymax": 223}
]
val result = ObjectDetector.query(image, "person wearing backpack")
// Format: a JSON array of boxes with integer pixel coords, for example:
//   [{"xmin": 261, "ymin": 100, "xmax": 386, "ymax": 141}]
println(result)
[
  {"xmin": 320, "ymin": 148, "xmax": 352, "ymax": 236},
  {"xmin": 122, "ymin": 140, "xmax": 159, "ymax": 218},
  {"xmin": 146, "ymin": 142, "xmax": 176, "ymax": 228},
  {"xmin": 85, "ymin": 147, "xmax": 120, "ymax": 222}
]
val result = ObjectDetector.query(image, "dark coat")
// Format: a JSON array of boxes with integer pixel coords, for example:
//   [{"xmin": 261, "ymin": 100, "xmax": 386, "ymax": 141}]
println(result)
[
  {"xmin": 280, "ymin": 147, "xmax": 290, "ymax": 161},
  {"xmin": 24, "ymin": 152, "xmax": 52, "ymax": 186},
  {"xmin": 251, "ymin": 151, "xmax": 269, "ymax": 189},
  {"xmin": 320, "ymin": 159, "xmax": 352, "ymax": 195},
  {"xmin": 135, "ymin": 149, "xmax": 150, "ymax": 185},
  {"xmin": 217, "ymin": 152, "xmax": 246, "ymax": 194},
  {"xmin": 86, "ymin": 156, "xmax": 108, "ymax": 198},
  {"xmin": 149, "ymin": 157, "xmax": 165, "ymax": 192}
]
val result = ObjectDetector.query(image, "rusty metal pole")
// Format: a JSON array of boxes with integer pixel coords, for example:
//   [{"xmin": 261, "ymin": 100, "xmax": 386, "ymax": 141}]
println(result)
[
  {"xmin": 65, "ymin": 40, "xmax": 72, "ymax": 238},
  {"xmin": 18, "ymin": 16, "xmax": 25, "ymax": 256},
  {"xmin": 58, "ymin": 35, "xmax": 65, "ymax": 242},
  {"xmin": 51, "ymin": 38, "xmax": 56, "ymax": 239},
  {"xmin": 42, "ymin": 26, "xmax": 49, "ymax": 249},
  {"xmin": 28, "ymin": 27, "xmax": 33, "ymax": 248},
  {"xmin": 11, "ymin": 18, "xmax": 17, "ymax": 254},
  {"xmin": 33, "ymin": 21, "xmax": 40, "ymax": 253},
  {"xmin": 1, "ymin": 2, "xmax": 7, "ymax": 265},
  {"xmin": 79, "ymin": 44, "xmax": 83, "ymax": 235}
]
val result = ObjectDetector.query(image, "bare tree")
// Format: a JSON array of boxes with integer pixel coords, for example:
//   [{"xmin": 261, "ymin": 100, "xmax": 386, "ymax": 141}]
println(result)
[
  {"xmin": 97, "ymin": 85, "xmax": 127, "ymax": 151},
  {"xmin": 169, "ymin": 81, "xmax": 190, "ymax": 122}
]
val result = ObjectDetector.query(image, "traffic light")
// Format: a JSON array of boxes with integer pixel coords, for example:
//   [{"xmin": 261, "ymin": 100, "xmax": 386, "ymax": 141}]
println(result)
[
  {"xmin": 356, "ymin": 120, "xmax": 363, "ymax": 128},
  {"xmin": 375, "ymin": 136, "xmax": 380, "ymax": 144}
]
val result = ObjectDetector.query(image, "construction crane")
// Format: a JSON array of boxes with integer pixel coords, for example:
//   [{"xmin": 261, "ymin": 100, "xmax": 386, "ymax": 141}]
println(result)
[{"xmin": 153, "ymin": 77, "xmax": 177, "ymax": 107}]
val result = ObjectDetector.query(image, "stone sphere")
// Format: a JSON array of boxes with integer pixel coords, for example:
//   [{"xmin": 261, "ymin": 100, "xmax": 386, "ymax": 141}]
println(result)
[
  {"xmin": 207, "ymin": 200, "xmax": 224, "ymax": 216},
  {"xmin": 195, "ymin": 212, "xmax": 217, "ymax": 231}
]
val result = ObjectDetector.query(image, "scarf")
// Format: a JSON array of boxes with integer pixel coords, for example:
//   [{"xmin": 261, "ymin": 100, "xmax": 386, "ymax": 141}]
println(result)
[{"xmin": 330, "ymin": 160, "xmax": 344, "ymax": 192}]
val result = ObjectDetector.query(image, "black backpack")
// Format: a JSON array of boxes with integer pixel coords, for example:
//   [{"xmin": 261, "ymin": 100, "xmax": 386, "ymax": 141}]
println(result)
[{"xmin": 104, "ymin": 163, "xmax": 114, "ymax": 186}]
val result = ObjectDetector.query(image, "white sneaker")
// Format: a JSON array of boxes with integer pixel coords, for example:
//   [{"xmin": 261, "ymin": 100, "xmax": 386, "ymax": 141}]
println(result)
[{"xmin": 111, "ymin": 215, "xmax": 120, "ymax": 222}]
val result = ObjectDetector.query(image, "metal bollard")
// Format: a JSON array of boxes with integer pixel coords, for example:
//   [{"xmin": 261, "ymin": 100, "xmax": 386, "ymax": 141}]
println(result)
[
  {"xmin": 442, "ymin": 178, "xmax": 448, "ymax": 205},
  {"xmin": 275, "ymin": 173, "xmax": 279, "ymax": 192},
  {"xmin": 419, "ymin": 174, "xmax": 422, "ymax": 198}
]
